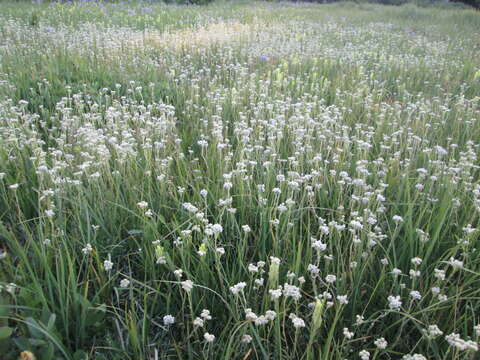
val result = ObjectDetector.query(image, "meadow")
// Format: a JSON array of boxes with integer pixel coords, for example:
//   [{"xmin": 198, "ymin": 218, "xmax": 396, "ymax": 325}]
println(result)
[{"xmin": 0, "ymin": 0, "xmax": 480, "ymax": 359}]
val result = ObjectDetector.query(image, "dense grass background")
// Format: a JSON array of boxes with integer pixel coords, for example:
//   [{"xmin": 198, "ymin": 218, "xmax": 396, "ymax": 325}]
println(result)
[{"xmin": 0, "ymin": 1, "xmax": 479, "ymax": 359}]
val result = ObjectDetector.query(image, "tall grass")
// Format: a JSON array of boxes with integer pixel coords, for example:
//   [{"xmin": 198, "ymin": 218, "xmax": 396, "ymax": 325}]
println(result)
[{"xmin": 0, "ymin": 1, "xmax": 479, "ymax": 359}]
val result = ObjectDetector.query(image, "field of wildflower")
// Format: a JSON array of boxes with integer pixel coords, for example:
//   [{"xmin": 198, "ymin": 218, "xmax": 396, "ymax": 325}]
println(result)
[{"xmin": 0, "ymin": 0, "xmax": 480, "ymax": 359}]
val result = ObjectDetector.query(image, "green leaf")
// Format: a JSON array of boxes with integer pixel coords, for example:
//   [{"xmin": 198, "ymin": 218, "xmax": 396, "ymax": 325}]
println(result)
[
  {"xmin": 0, "ymin": 296, "xmax": 11, "ymax": 318},
  {"xmin": 12, "ymin": 336, "xmax": 30, "ymax": 350},
  {"xmin": 28, "ymin": 338, "xmax": 47, "ymax": 346},
  {"xmin": 74, "ymin": 294, "xmax": 88, "ymax": 307},
  {"xmin": 73, "ymin": 350, "xmax": 88, "ymax": 360},
  {"xmin": 40, "ymin": 342, "xmax": 55, "ymax": 360},
  {"xmin": 47, "ymin": 314, "xmax": 56, "ymax": 331},
  {"xmin": 0, "ymin": 326, "xmax": 13, "ymax": 339},
  {"xmin": 85, "ymin": 304, "xmax": 106, "ymax": 327},
  {"xmin": 25, "ymin": 318, "xmax": 44, "ymax": 339}
]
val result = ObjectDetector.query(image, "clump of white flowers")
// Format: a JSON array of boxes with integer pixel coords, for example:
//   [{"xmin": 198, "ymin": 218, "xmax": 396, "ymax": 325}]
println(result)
[
  {"xmin": 163, "ymin": 315, "xmax": 175, "ymax": 326},
  {"xmin": 137, "ymin": 201, "xmax": 148, "ymax": 209},
  {"xmin": 103, "ymin": 258, "xmax": 113, "ymax": 271},
  {"xmin": 445, "ymin": 333, "xmax": 478, "ymax": 352},
  {"xmin": 343, "ymin": 328, "xmax": 354, "ymax": 339},
  {"xmin": 402, "ymin": 355, "xmax": 427, "ymax": 360},
  {"xmin": 1, "ymin": 7, "xmax": 479, "ymax": 360},
  {"xmin": 203, "ymin": 332, "xmax": 215, "ymax": 343},
  {"xmin": 424, "ymin": 324, "xmax": 443, "ymax": 339},
  {"xmin": 229, "ymin": 282, "xmax": 247, "ymax": 295},
  {"xmin": 388, "ymin": 295, "xmax": 402, "ymax": 310},
  {"xmin": 289, "ymin": 313, "xmax": 305, "ymax": 329},
  {"xmin": 359, "ymin": 350, "xmax": 370, "ymax": 360},
  {"xmin": 181, "ymin": 280, "xmax": 194, "ymax": 292},
  {"xmin": 374, "ymin": 337, "xmax": 388, "ymax": 349},
  {"xmin": 82, "ymin": 243, "xmax": 93, "ymax": 255}
]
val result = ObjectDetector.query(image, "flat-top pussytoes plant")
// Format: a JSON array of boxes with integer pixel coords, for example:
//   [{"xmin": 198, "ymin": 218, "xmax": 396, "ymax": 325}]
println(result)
[{"xmin": 0, "ymin": 1, "xmax": 479, "ymax": 359}]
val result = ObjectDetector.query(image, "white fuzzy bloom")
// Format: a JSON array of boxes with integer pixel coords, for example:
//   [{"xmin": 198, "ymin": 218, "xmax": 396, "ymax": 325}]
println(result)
[
  {"xmin": 193, "ymin": 317, "xmax": 204, "ymax": 327},
  {"xmin": 431, "ymin": 287, "xmax": 441, "ymax": 295},
  {"xmin": 242, "ymin": 225, "xmax": 251, "ymax": 233},
  {"xmin": 463, "ymin": 224, "xmax": 476, "ymax": 234},
  {"xmin": 182, "ymin": 202, "xmax": 198, "ymax": 213},
  {"xmin": 308, "ymin": 264, "xmax": 320, "ymax": 277},
  {"xmin": 410, "ymin": 290, "xmax": 422, "ymax": 300},
  {"xmin": 434, "ymin": 268, "xmax": 446, "ymax": 280},
  {"xmin": 349, "ymin": 220, "xmax": 363, "ymax": 230},
  {"xmin": 120, "ymin": 278, "xmax": 130, "ymax": 288},
  {"xmin": 254, "ymin": 278, "xmax": 264, "ymax": 287},
  {"xmin": 445, "ymin": 333, "xmax": 478, "ymax": 351},
  {"xmin": 283, "ymin": 284, "xmax": 301, "ymax": 300},
  {"xmin": 245, "ymin": 308, "xmax": 258, "ymax": 322},
  {"xmin": 447, "ymin": 257, "xmax": 464, "ymax": 269},
  {"xmin": 409, "ymin": 269, "xmax": 421, "ymax": 278},
  {"xmin": 200, "ymin": 309, "xmax": 212, "ymax": 320},
  {"xmin": 82, "ymin": 243, "xmax": 93, "ymax": 255},
  {"xmin": 435, "ymin": 145, "xmax": 448, "ymax": 156},
  {"xmin": 374, "ymin": 337, "xmax": 388, "ymax": 349},
  {"xmin": 5, "ymin": 283, "xmax": 16, "ymax": 295},
  {"xmin": 137, "ymin": 201, "xmax": 148, "ymax": 209},
  {"xmin": 265, "ymin": 310, "xmax": 277, "ymax": 321},
  {"xmin": 229, "ymin": 282, "xmax": 247, "ymax": 295},
  {"xmin": 211, "ymin": 224, "xmax": 223, "ymax": 234},
  {"xmin": 343, "ymin": 328, "xmax": 354, "ymax": 339},
  {"xmin": 359, "ymin": 350, "xmax": 370, "ymax": 360},
  {"xmin": 392, "ymin": 215, "xmax": 404, "ymax": 224},
  {"xmin": 163, "ymin": 315, "xmax": 175, "ymax": 325},
  {"xmin": 145, "ymin": 209, "xmax": 154, "ymax": 218},
  {"xmin": 312, "ymin": 240, "xmax": 327, "ymax": 251},
  {"xmin": 391, "ymin": 268, "xmax": 402, "ymax": 276},
  {"xmin": 325, "ymin": 274, "xmax": 337, "ymax": 283},
  {"xmin": 425, "ymin": 325, "xmax": 443, "ymax": 339},
  {"xmin": 242, "ymin": 334, "xmax": 252, "ymax": 343},
  {"xmin": 289, "ymin": 313, "xmax": 305, "ymax": 329},
  {"xmin": 402, "ymin": 354, "xmax": 427, "ymax": 360},
  {"xmin": 203, "ymin": 332, "xmax": 215, "ymax": 343},
  {"xmin": 388, "ymin": 295, "xmax": 402, "ymax": 310},
  {"xmin": 411, "ymin": 257, "xmax": 422, "ymax": 266},
  {"xmin": 103, "ymin": 259, "xmax": 113, "ymax": 271},
  {"xmin": 269, "ymin": 287, "xmax": 282, "ymax": 300},
  {"xmin": 254, "ymin": 315, "xmax": 269, "ymax": 326},
  {"xmin": 270, "ymin": 256, "xmax": 281, "ymax": 265},
  {"xmin": 181, "ymin": 280, "xmax": 194, "ymax": 292},
  {"xmin": 248, "ymin": 264, "xmax": 259, "ymax": 273}
]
